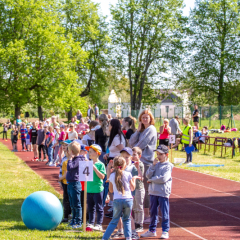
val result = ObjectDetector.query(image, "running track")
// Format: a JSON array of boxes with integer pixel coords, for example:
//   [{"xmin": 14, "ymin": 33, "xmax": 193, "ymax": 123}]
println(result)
[{"xmin": 2, "ymin": 139, "xmax": 240, "ymax": 239}]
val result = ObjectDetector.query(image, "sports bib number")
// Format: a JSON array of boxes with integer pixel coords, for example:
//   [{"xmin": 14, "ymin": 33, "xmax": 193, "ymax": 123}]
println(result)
[
  {"xmin": 79, "ymin": 161, "xmax": 93, "ymax": 181},
  {"xmin": 169, "ymin": 135, "xmax": 176, "ymax": 144}
]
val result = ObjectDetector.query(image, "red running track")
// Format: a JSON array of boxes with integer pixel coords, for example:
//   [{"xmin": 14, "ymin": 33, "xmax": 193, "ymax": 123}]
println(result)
[{"xmin": 2, "ymin": 139, "xmax": 240, "ymax": 239}]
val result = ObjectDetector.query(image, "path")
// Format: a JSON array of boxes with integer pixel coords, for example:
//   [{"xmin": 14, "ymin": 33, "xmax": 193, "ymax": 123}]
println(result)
[{"xmin": 1, "ymin": 139, "xmax": 240, "ymax": 239}]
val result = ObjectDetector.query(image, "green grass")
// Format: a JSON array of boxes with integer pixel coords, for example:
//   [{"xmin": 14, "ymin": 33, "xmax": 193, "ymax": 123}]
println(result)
[
  {"xmin": 171, "ymin": 131, "xmax": 240, "ymax": 182},
  {"xmin": 0, "ymin": 143, "xmax": 102, "ymax": 240}
]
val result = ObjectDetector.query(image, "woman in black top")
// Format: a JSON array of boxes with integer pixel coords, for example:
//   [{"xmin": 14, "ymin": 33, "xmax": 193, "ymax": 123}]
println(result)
[
  {"xmin": 95, "ymin": 114, "xmax": 109, "ymax": 163},
  {"xmin": 122, "ymin": 116, "xmax": 136, "ymax": 146}
]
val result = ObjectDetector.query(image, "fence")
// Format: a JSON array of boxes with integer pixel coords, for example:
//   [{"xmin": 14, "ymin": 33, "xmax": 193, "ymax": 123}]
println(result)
[{"xmin": 120, "ymin": 105, "xmax": 240, "ymax": 130}]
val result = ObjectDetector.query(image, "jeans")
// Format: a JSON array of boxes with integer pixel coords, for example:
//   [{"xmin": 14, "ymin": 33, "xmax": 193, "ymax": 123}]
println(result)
[
  {"xmin": 38, "ymin": 144, "xmax": 46, "ymax": 159},
  {"xmin": 184, "ymin": 143, "xmax": 192, "ymax": 162},
  {"xmin": 149, "ymin": 195, "xmax": 170, "ymax": 233},
  {"xmin": 143, "ymin": 162, "xmax": 151, "ymax": 208},
  {"xmin": 102, "ymin": 175, "xmax": 109, "ymax": 206},
  {"xmin": 87, "ymin": 191, "xmax": 104, "ymax": 225},
  {"xmin": 21, "ymin": 139, "xmax": 27, "ymax": 150},
  {"xmin": 67, "ymin": 181, "xmax": 82, "ymax": 225},
  {"xmin": 62, "ymin": 183, "xmax": 71, "ymax": 219},
  {"xmin": 47, "ymin": 143, "xmax": 53, "ymax": 163},
  {"xmin": 102, "ymin": 198, "xmax": 133, "ymax": 240},
  {"xmin": 53, "ymin": 145, "xmax": 60, "ymax": 164}
]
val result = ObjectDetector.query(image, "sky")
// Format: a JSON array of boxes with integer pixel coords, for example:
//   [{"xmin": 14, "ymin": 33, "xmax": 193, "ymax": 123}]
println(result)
[{"xmin": 92, "ymin": 0, "xmax": 195, "ymax": 18}]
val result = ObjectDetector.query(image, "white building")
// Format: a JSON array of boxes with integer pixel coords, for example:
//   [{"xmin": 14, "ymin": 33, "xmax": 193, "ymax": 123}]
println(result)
[{"xmin": 108, "ymin": 89, "xmax": 191, "ymax": 119}]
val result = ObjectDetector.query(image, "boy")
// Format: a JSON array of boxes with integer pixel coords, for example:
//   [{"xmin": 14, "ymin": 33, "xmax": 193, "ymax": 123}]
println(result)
[
  {"xmin": 85, "ymin": 144, "xmax": 106, "ymax": 231},
  {"xmin": 110, "ymin": 147, "xmax": 142, "ymax": 240},
  {"xmin": 66, "ymin": 141, "xmax": 86, "ymax": 229},
  {"xmin": 20, "ymin": 123, "xmax": 28, "ymax": 151},
  {"xmin": 141, "ymin": 145, "xmax": 173, "ymax": 239},
  {"xmin": 11, "ymin": 125, "xmax": 15, "ymax": 149},
  {"xmin": 2, "ymin": 123, "xmax": 8, "ymax": 140},
  {"xmin": 26, "ymin": 125, "xmax": 32, "ymax": 151},
  {"xmin": 132, "ymin": 147, "xmax": 145, "ymax": 232},
  {"xmin": 12, "ymin": 126, "xmax": 18, "ymax": 152}
]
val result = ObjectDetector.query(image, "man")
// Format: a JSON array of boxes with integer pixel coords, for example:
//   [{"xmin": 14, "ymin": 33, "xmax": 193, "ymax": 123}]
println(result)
[
  {"xmin": 94, "ymin": 104, "xmax": 99, "ymax": 120},
  {"xmin": 87, "ymin": 105, "xmax": 94, "ymax": 120},
  {"xmin": 192, "ymin": 104, "xmax": 199, "ymax": 129},
  {"xmin": 169, "ymin": 116, "xmax": 182, "ymax": 150}
]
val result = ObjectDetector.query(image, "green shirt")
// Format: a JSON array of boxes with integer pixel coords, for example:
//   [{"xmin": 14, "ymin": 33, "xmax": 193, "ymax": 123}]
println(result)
[{"xmin": 87, "ymin": 161, "xmax": 106, "ymax": 193}]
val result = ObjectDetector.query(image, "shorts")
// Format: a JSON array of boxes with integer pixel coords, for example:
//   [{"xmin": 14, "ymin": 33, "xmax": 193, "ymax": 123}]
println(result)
[
  {"xmin": 31, "ymin": 137, "xmax": 37, "ymax": 145},
  {"xmin": 193, "ymin": 118, "xmax": 199, "ymax": 123},
  {"xmin": 26, "ymin": 139, "xmax": 31, "ymax": 145},
  {"xmin": 159, "ymin": 138, "xmax": 169, "ymax": 146}
]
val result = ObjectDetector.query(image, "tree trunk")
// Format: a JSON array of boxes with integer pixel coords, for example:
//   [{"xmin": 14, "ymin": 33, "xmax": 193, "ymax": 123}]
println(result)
[
  {"xmin": 67, "ymin": 108, "xmax": 72, "ymax": 122},
  {"xmin": 15, "ymin": 106, "xmax": 21, "ymax": 119},
  {"xmin": 38, "ymin": 106, "xmax": 43, "ymax": 121}
]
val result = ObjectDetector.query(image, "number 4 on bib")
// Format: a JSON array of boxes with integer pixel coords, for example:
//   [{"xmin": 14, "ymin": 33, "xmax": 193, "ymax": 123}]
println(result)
[{"xmin": 79, "ymin": 161, "xmax": 93, "ymax": 181}]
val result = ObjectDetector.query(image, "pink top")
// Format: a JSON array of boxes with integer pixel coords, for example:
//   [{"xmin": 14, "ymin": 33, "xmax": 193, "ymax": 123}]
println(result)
[
  {"xmin": 58, "ymin": 131, "xmax": 66, "ymax": 140},
  {"xmin": 48, "ymin": 132, "xmax": 55, "ymax": 141},
  {"xmin": 77, "ymin": 123, "xmax": 89, "ymax": 133},
  {"xmin": 159, "ymin": 128, "xmax": 169, "ymax": 139}
]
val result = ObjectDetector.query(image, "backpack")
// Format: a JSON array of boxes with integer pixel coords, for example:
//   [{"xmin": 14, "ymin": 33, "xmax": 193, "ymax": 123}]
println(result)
[{"xmin": 227, "ymin": 138, "xmax": 233, "ymax": 146}]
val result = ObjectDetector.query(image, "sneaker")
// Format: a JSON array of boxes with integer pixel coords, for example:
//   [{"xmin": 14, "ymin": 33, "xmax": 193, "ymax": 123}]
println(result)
[
  {"xmin": 49, "ymin": 163, "xmax": 56, "ymax": 167},
  {"xmin": 140, "ymin": 231, "xmax": 157, "ymax": 238},
  {"xmin": 105, "ymin": 211, "xmax": 113, "ymax": 218},
  {"xmin": 87, "ymin": 224, "xmax": 94, "ymax": 228},
  {"xmin": 35, "ymin": 157, "xmax": 39, "ymax": 161},
  {"xmin": 108, "ymin": 207, "xmax": 113, "ymax": 212},
  {"xmin": 42, "ymin": 158, "xmax": 47, "ymax": 162},
  {"xmin": 143, "ymin": 217, "xmax": 151, "ymax": 224},
  {"xmin": 135, "ymin": 226, "xmax": 144, "ymax": 233},
  {"xmin": 111, "ymin": 229, "xmax": 124, "ymax": 238},
  {"xmin": 45, "ymin": 162, "xmax": 50, "ymax": 165},
  {"xmin": 160, "ymin": 231, "xmax": 169, "ymax": 239},
  {"xmin": 92, "ymin": 224, "xmax": 103, "ymax": 231},
  {"xmin": 31, "ymin": 157, "xmax": 36, "ymax": 161},
  {"xmin": 108, "ymin": 200, "xmax": 113, "ymax": 207},
  {"xmin": 68, "ymin": 220, "xmax": 75, "ymax": 227},
  {"xmin": 132, "ymin": 232, "xmax": 140, "ymax": 239},
  {"xmin": 61, "ymin": 218, "xmax": 68, "ymax": 223},
  {"xmin": 72, "ymin": 224, "xmax": 82, "ymax": 229}
]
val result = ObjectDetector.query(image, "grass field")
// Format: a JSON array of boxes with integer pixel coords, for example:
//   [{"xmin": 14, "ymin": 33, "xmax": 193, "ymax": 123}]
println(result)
[{"xmin": 0, "ymin": 143, "xmax": 102, "ymax": 240}]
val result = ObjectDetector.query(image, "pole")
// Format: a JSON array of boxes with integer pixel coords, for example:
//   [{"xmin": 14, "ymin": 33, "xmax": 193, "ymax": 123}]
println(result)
[
  {"xmin": 231, "ymin": 105, "xmax": 233, "ymax": 128},
  {"xmin": 83, "ymin": 181, "xmax": 87, "ymax": 232},
  {"xmin": 171, "ymin": 143, "xmax": 173, "ymax": 163}
]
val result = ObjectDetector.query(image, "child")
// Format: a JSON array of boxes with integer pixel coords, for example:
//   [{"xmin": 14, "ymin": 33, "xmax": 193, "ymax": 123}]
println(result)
[
  {"xmin": 132, "ymin": 147, "xmax": 145, "ymax": 232},
  {"xmin": 12, "ymin": 126, "xmax": 18, "ymax": 152},
  {"xmin": 11, "ymin": 125, "xmax": 15, "ymax": 149},
  {"xmin": 140, "ymin": 145, "xmax": 173, "ymax": 239},
  {"xmin": 85, "ymin": 144, "xmax": 106, "ymax": 231},
  {"xmin": 2, "ymin": 123, "xmax": 8, "ymax": 140},
  {"xmin": 26, "ymin": 126, "xmax": 32, "ymax": 151},
  {"xmin": 20, "ymin": 123, "xmax": 28, "ymax": 151},
  {"xmin": 66, "ymin": 141, "xmax": 86, "ymax": 228},
  {"xmin": 51, "ymin": 126, "xmax": 60, "ymax": 166},
  {"xmin": 111, "ymin": 147, "xmax": 142, "ymax": 240},
  {"xmin": 46, "ymin": 126, "xmax": 55, "ymax": 165},
  {"xmin": 58, "ymin": 125, "xmax": 66, "ymax": 164},
  {"xmin": 37, "ymin": 122, "xmax": 47, "ymax": 162},
  {"xmin": 102, "ymin": 156, "xmax": 140, "ymax": 240}
]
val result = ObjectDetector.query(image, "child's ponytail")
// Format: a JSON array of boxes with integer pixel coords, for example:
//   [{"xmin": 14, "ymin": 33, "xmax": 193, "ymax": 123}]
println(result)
[{"xmin": 113, "ymin": 156, "xmax": 126, "ymax": 196}]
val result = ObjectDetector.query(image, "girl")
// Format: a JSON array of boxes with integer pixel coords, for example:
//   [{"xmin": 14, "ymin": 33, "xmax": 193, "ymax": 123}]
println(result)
[
  {"xmin": 122, "ymin": 116, "xmax": 136, "ymax": 146},
  {"xmin": 46, "ymin": 126, "xmax": 55, "ymax": 165},
  {"xmin": 159, "ymin": 119, "xmax": 171, "ymax": 147},
  {"xmin": 51, "ymin": 126, "xmax": 61, "ymax": 166},
  {"xmin": 82, "ymin": 121, "xmax": 99, "ymax": 146},
  {"xmin": 58, "ymin": 125, "xmax": 66, "ymax": 164},
  {"xmin": 102, "ymin": 157, "xmax": 140, "ymax": 240}
]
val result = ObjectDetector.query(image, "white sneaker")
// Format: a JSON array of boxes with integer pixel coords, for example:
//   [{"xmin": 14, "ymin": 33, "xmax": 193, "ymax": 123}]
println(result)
[
  {"xmin": 108, "ymin": 200, "xmax": 113, "ymax": 207},
  {"xmin": 87, "ymin": 224, "xmax": 94, "ymax": 229},
  {"xmin": 160, "ymin": 231, "xmax": 169, "ymax": 239},
  {"xmin": 92, "ymin": 224, "xmax": 103, "ymax": 231},
  {"xmin": 140, "ymin": 231, "xmax": 157, "ymax": 238},
  {"xmin": 49, "ymin": 163, "xmax": 56, "ymax": 167}
]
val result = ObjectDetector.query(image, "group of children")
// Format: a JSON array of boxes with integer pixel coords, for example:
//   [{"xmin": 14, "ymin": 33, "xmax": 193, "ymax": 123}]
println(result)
[{"xmin": 58, "ymin": 139, "xmax": 173, "ymax": 240}]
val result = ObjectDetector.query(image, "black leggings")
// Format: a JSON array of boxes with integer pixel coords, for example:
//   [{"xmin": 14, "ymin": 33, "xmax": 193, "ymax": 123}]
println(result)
[
  {"xmin": 21, "ymin": 139, "xmax": 27, "ymax": 150},
  {"xmin": 2, "ymin": 131, "xmax": 7, "ymax": 139},
  {"xmin": 62, "ymin": 183, "xmax": 71, "ymax": 219}
]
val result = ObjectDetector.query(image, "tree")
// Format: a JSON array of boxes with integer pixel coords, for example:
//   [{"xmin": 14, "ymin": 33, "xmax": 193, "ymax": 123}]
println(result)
[
  {"xmin": 110, "ymin": 0, "xmax": 184, "ymax": 111},
  {"xmin": 182, "ymin": 0, "xmax": 240, "ymax": 106}
]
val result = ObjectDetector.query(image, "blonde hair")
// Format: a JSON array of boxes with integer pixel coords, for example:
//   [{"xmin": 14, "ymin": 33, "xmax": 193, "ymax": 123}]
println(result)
[
  {"xmin": 163, "ymin": 119, "xmax": 169, "ymax": 123},
  {"xmin": 68, "ymin": 142, "xmax": 80, "ymax": 155},
  {"xmin": 132, "ymin": 147, "xmax": 142, "ymax": 156},
  {"xmin": 99, "ymin": 114, "xmax": 108, "ymax": 135},
  {"xmin": 183, "ymin": 118, "xmax": 190, "ymax": 125},
  {"xmin": 113, "ymin": 156, "xmax": 126, "ymax": 196}
]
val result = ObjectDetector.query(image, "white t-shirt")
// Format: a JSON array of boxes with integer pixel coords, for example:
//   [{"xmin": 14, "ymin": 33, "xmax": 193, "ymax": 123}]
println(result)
[
  {"xmin": 82, "ymin": 134, "xmax": 95, "ymax": 146},
  {"xmin": 109, "ymin": 171, "xmax": 132, "ymax": 200},
  {"xmin": 68, "ymin": 131, "xmax": 78, "ymax": 140},
  {"xmin": 109, "ymin": 134, "xmax": 126, "ymax": 158}
]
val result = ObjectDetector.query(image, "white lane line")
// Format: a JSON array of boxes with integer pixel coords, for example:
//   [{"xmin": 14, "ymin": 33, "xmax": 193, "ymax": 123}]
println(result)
[
  {"xmin": 173, "ymin": 177, "xmax": 240, "ymax": 198},
  {"xmin": 172, "ymin": 193, "xmax": 240, "ymax": 221},
  {"xmin": 158, "ymin": 216, "xmax": 207, "ymax": 240}
]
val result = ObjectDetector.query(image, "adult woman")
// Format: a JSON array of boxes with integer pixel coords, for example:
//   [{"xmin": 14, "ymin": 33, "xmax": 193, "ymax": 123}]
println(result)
[
  {"xmin": 82, "ymin": 121, "xmax": 99, "ymax": 146},
  {"xmin": 68, "ymin": 123, "xmax": 78, "ymax": 141},
  {"xmin": 95, "ymin": 114, "xmax": 109, "ymax": 163},
  {"xmin": 159, "ymin": 119, "xmax": 171, "ymax": 147},
  {"xmin": 77, "ymin": 118, "xmax": 89, "ymax": 133},
  {"xmin": 122, "ymin": 116, "xmax": 136, "ymax": 146},
  {"xmin": 129, "ymin": 109, "xmax": 157, "ymax": 223},
  {"xmin": 76, "ymin": 110, "xmax": 82, "ymax": 121},
  {"xmin": 181, "ymin": 118, "xmax": 193, "ymax": 163}
]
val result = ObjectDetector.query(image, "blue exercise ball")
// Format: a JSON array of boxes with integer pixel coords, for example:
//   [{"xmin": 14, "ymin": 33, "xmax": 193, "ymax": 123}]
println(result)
[{"xmin": 21, "ymin": 191, "xmax": 63, "ymax": 231}]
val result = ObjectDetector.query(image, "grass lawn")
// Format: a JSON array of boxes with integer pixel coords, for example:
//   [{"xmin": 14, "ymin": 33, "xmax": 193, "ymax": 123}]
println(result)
[
  {"xmin": 0, "ymin": 143, "xmax": 102, "ymax": 240},
  {"xmin": 171, "ymin": 131, "xmax": 240, "ymax": 182}
]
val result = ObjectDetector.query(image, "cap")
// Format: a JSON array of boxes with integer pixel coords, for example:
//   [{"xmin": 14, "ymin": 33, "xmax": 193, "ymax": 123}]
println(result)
[
  {"xmin": 91, "ymin": 125, "xmax": 101, "ymax": 131},
  {"xmin": 60, "ymin": 139, "xmax": 72, "ymax": 145},
  {"xmin": 154, "ymin": 145, "xmax": 169, "ymax": 154},
  {"xmin": 81, "ymin": 144, "xmax": 88, "ymax": 151},
  {"xmin": 85, "ymin": 144, "xmax": 102, "ymax": 155},
  {"xmin": 60, "ymin": 124, "xmax": 65, "ymax": 128},
  {"xmin": 120, "ymin": 147, "xmax": 133, "ymax": 156}
]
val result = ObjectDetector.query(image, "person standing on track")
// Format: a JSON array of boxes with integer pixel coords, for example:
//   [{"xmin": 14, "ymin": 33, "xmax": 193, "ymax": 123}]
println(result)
[
  {"xmin": 37, "ymin": 122, "xmax": 47, "ymax": 162},
  {"xmin": 30, "ymin": 121, "xmax": 38, "ymax": 161}
]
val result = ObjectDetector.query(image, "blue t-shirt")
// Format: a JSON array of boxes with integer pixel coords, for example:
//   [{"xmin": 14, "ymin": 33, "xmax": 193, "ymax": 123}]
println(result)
[{"xmin": 16, "ymin": 119, "xmax": 22, "ymax": 125}]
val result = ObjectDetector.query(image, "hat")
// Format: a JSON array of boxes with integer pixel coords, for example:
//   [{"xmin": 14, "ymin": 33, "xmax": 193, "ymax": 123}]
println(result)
[
  {"xmin": 120, "ymin": 147, "xmax": 133, "ymax": 156},
  {"xmin": 91, "ymin": 125, "xmax": 101, "ymax": 131},
  {"xmin": 60, "ymin": 124, "xmax": 65, "ymax": 128},
  {"xmin": 55, "ymin": 126, "xmax": 60, "ymax": 129},
  {"xmin": 154, "ymin": 145, "xmax": 169, "ymax": 154},
  {"xmin": 60, "ymin": 139, "xmax": 72, "ymax": 145},
  {"xmin": 80, "ymin": 144, "xmax": 88, "ymax": 151},
  {"xmin": 85, "ymin": 144, "xmax": 102, "ymax": 155}
]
